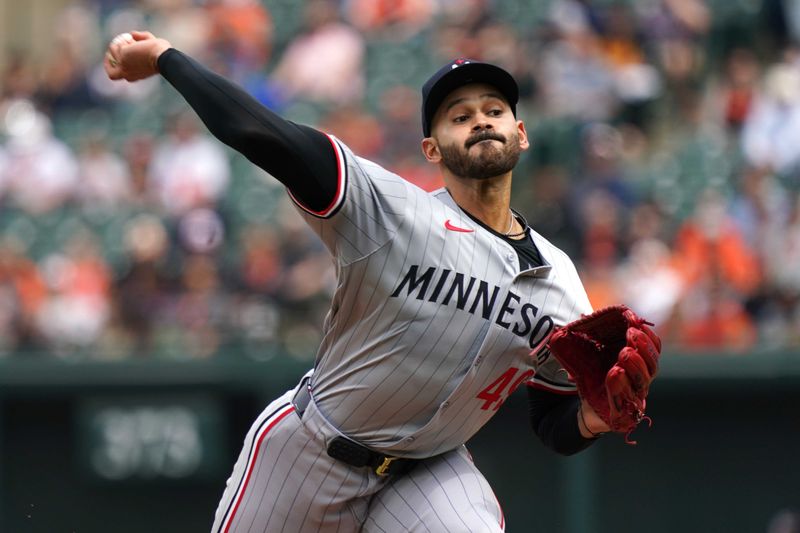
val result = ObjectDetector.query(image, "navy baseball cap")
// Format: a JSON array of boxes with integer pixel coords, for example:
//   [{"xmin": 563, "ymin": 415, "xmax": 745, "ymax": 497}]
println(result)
[{"xmin": 421, "ymin": 58, "xmax": 519, "ymax": 137}]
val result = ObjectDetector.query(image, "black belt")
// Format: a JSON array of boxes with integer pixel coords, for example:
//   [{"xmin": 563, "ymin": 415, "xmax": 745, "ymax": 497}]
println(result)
[{"xmin": 292, "ymin": 382, "xmax": 418, "ymax": 477}]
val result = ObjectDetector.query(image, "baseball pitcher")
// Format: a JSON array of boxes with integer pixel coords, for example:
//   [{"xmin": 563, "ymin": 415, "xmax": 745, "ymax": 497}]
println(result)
[{"xmin": 105, "ymin": 31, "xmax": 660, "ymax": 532}]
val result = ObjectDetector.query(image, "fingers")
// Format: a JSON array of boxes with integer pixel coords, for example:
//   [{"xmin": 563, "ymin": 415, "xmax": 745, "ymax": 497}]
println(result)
[
  {"xmin": 617, "ymin": 347, "xmax": 651, "ymax": 396},
  {"xmin": 638, "ymin": 321, "xmax": 661, "ymax": 353},
  {"xmin": 109, "ymin": 32, "xmax": 134, "ymax": 61},
  {"xmin": 606, "ymin": 366, "xmax": 632, "ymax": 414},
  {"xmin": 104, "ymin": 50, "xmax": 123, "ymax": 80},
  {"xmin": 605, "ymin": 366, "xmax": 642, "ymax": 431},
  {"xmin": 623, "ymin": 308, "xmax": 662, "ymax": 353},
  {"xmin": 626, "ymin": 326, "xmax": 659, "ymax": 376},
  {"xmin": 131, "ymin": 30, "xmax": 155, "ymax": 41},
  {"xmin": 104, "ymin": 32, "xmax": 133, "ymax": 80},
  {"xmin": 104, "ymin": 31, "xmax": 170, "ymax": 82},
  {"xmin": 111, "ymin": 32, "xmax": 134, "ymax": 46}
]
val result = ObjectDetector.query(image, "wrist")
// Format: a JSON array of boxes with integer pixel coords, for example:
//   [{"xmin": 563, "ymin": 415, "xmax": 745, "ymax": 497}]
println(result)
[
  {"xmin": 578, "ymin": 405, "xmax": 606, "ymax": 439},
  {"xmin": 150, "ymin": 41, "xmax": 172, "ymax": 72}
]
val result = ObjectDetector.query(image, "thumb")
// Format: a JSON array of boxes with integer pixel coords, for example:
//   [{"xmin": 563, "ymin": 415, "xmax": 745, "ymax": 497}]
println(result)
[{"xmin": 130, "ymin": 30, "xmax": 156, "ymax": 41}]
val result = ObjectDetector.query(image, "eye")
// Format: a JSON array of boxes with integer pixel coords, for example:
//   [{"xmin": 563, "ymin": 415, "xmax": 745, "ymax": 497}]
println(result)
[
  {"xmin": 453, "ymin": 114, "xmax": 469, "ymax": 123},
  {"xmin": 488, "ymin": 108, "xmax": 503, "ymax": 117}
]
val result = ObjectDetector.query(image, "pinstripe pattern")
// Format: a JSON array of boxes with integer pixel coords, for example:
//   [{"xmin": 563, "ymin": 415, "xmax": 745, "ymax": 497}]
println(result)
[
  {"xmin": 210, "ymin": 136, "xmax": 596, "ymax": 531},
  {"xmin": 217, "ymin": 403, "xmax": 295, "ymax": 533},
  {"xmin": 292, "ymin": 139, "xmax": 592, "ymax": 459},
  {"xmin": 362, "ymin": 446, "xmax": 504, "ymax": 532},
  {"xmin": 211, "ymin": 381, "xmax": 388, "ymax": 533}
]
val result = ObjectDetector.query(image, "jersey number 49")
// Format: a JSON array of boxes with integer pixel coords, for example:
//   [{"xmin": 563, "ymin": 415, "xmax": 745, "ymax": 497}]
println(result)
[{"xmin": 476, "ymin": 367, "xmax": 535, "ymax": 410}]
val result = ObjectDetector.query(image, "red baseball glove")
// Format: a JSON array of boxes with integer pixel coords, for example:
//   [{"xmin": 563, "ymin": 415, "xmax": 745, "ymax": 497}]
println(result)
[{"xmin": 546, "ymin": 305, "xmax": 661, "ymax": 444}]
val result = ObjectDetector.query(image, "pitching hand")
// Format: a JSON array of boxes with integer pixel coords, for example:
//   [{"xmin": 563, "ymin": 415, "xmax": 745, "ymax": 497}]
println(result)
[{"xmin": 104, "ymin": 31, "xmax": 172, "ymax": 82}]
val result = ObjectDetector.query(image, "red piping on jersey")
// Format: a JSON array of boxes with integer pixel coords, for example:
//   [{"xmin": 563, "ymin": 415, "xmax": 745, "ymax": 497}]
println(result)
[
  {"xmin": 221, "ymin": 405, "xmax": 295, "ymax": 533},
  {"xmin": 494, "ymin": 491, "xmax": 505, "ymax": 530},
  {"xmin": 288, "ymin": 134, "xmax": 345, "ymax": 217}
]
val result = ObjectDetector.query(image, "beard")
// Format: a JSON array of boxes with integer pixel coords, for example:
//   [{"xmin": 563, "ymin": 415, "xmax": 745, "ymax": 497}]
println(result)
[{"xmin": 438, "ymin": 130, "xmax": 522, "ymax": 180}]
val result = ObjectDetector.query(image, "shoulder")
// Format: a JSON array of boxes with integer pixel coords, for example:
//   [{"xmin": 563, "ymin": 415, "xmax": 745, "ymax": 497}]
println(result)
[{"xmin": 334, "ymin": 139, "xmax": 429, "ymax": 195}]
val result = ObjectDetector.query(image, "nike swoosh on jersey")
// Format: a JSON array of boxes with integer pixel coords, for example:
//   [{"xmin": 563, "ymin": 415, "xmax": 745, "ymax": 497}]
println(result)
[{"xmin": 444, "ymin": 220, "xmax": 474, "ymax": 233}]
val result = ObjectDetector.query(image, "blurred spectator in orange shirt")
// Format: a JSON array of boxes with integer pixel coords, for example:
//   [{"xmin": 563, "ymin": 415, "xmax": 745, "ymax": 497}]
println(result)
[
  {"xmin": 35, "ymin": 231, "xmax": 113, "ymax": 355},
  {"xmin": 673, "ymin": 189, "xmax": 761, "ymax": 297},
  {"xmin": 0, "ymin": 239, "xmax": 48, "ymax": 354},
  {"xmin": 674, "ymin": 274, "xmax": 758, "ymax": 351},
  {"xmin": 669, "ymin": 189, "xmax": 761, "ymax": 350}
]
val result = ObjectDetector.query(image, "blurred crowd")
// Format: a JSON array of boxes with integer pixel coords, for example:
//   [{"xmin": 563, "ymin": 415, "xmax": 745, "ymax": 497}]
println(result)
[{"xmin": 0, "ymin": 0, "xmax": 799, "ymax": 360}]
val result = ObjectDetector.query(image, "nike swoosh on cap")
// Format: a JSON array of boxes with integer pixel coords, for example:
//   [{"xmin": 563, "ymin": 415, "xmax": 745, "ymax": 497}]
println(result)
[{"xmin": 444, "ymin": 219, "xmax": 474, "ymax": 233}]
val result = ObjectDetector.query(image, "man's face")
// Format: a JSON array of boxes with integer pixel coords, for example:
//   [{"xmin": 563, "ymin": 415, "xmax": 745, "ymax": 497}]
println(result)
[{"xmin": 426, "ymin": 82, "xmax": 528, "ymax": 180}]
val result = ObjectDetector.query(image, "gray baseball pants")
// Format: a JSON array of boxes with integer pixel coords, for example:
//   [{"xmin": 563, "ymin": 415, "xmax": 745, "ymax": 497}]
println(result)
[{"xmin": 211, "ymin": 376, "xmax": 505, "ymax": 532}]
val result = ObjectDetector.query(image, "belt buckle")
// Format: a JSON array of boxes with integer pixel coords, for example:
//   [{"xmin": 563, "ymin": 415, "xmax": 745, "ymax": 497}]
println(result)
[{"xmin": 375, "ymin": 456, "xmax": 396, "ymax": 476}]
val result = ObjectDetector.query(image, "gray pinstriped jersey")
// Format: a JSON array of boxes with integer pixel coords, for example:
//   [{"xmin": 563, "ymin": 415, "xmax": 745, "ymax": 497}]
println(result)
[{"xmin": 292, "ymin": 136, "xmax": 592, "ymax": 459}]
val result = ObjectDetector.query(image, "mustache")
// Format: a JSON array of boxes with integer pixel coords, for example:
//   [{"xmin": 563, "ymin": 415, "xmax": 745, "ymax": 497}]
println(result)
[{"xmin": 465, "ymin": 130, "xmax": 506, "ymax": 149}]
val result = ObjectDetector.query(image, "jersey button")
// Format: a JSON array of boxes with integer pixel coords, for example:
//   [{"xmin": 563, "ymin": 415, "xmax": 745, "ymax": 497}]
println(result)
[
  {"xmin": 405, "ymin": 436, "xmax": 415, "ymax": 442},
  {"xmin": 474, "ymin": 356, "xmax": 483, "ymax": 366},
  {"xmin": 506, "ymin": 252, "xmax": 515, "ymax": 263},
  {"xmin": 442, "ymin": 401, "xmax": 450, "ymax": 408}
]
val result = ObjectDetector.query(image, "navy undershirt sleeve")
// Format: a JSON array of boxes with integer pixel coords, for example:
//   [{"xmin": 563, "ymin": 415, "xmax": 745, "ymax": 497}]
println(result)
[
  {"xmin": 157, "ymin": 48, "xmax": 338, "ymax": 212},
  {"xmin": 527, "ymin": 386, "xmax": 598, "ymax": 455}
]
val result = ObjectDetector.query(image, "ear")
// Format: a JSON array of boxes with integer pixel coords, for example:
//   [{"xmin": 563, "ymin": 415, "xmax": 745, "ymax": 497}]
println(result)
[
  {"xmin": 421, "ymin": 137, "xmax": 442, "ymax": 163},
  {"xmin": 517, "ymin": 120, "xmax": 530, "ymax": 151}
]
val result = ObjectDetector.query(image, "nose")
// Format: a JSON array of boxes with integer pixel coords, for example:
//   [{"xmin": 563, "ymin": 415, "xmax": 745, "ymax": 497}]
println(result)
[{"xmin": 472, "ymin": 117, "xmax": 493, "ymax": 132}]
